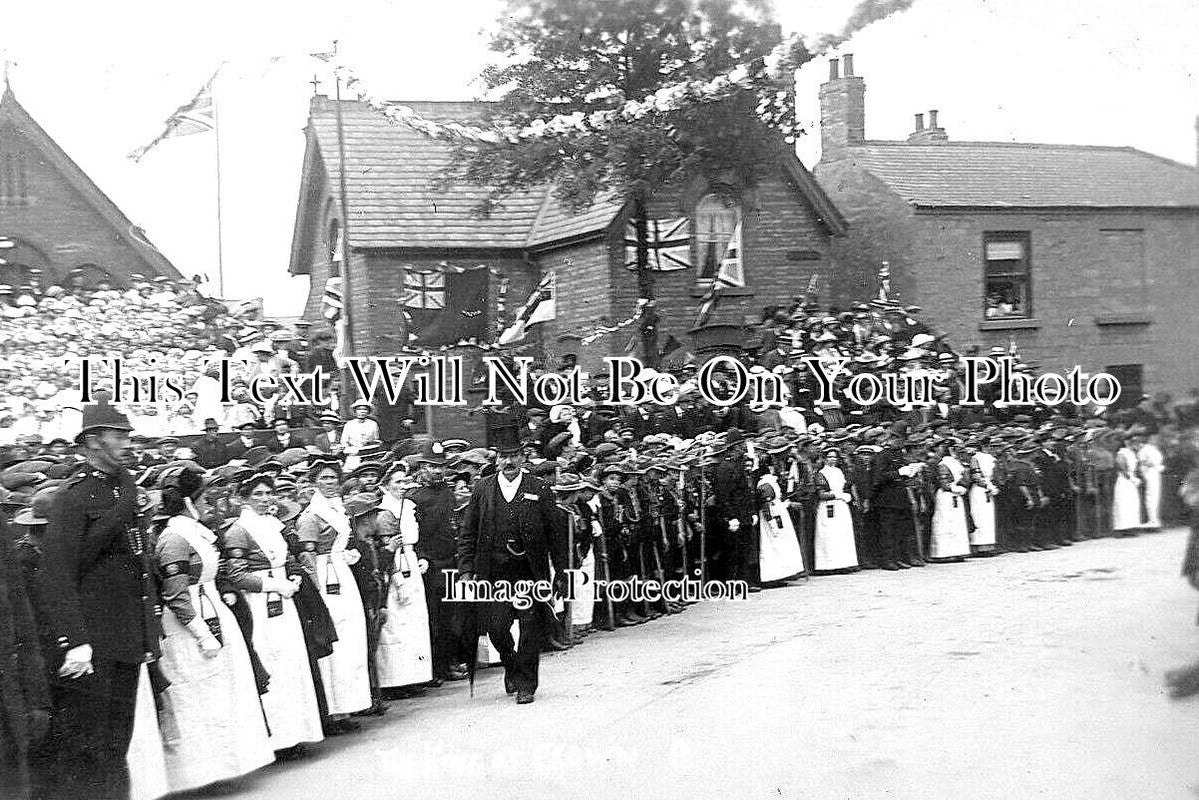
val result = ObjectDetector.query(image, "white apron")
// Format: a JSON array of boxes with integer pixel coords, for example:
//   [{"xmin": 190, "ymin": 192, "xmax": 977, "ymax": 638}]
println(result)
[
  {"xmin": 814, "ymin": 465, "xmax": 858, "ymax": 571},
  {"xmin": 967, "ymin": 452, "xmax": 997, "ymax": 548},
  {"xmin": 930, "ymin": 458, "xmax": 971, "ymax": 559},
  {"xmin": 757, "ymin": 473, "xmax": 805, "ymax": 582},
  {"xmin": 157, "ymin": 517, "xmax": 274, "ymax": 793},
  {"xmin": 127, "ymin": 664, "xmax": 169, "ymax": 800},
  {"xmin": 375, "ymin": 493, "xmax": 433, "ymax": 687},
  {"xmin": 1112, "ymin": 447, "xmax": 1143, "ymax": 531},
  {"xmin": 235, "ymin": 508, "xmax": 324, "ymax": 749},
  {"xmin": 1138, "ymin": 444, "xmax": 1163, "ymax": 529},
  {"xmin": 572, "ymin": 524, "xmax": 597, "ymax": 627},
  {"xmin": 306, "ymin": 494, "xmax": 373, "ymax": 714}
]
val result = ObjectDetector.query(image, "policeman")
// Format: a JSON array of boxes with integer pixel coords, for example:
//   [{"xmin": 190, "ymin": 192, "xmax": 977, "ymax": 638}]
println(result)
[{"xmin": 35, "ymin": 402, "xmax": 160, "ymax": 800}]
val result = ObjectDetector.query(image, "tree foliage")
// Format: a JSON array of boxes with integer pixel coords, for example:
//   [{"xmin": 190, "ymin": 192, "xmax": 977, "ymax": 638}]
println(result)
[{"xmin": 448, "ymin": 0, "xmax": 810, "ymax": 216}]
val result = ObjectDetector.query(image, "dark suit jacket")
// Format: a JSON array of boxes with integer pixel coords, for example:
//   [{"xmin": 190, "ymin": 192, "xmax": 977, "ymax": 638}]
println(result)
[
  {"xmin": 193, "ymin": 437, "xmax": 230, "ymax": 468},
  {"xmin": 458, "ymin": 473, "xmax": 567, "ymax": 582},
  {"xmin": 266, "ymin": 433, "xmax": 305, "ymax": 453},
  {"xmin": 225, "ymin": 436, "xmax": 260, "ymax": 461}
]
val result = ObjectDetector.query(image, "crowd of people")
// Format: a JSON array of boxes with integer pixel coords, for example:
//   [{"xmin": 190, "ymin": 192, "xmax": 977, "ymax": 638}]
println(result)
[{"xmin": 1, "ymin": 282, "xmax": 1198, "ymax": 800}]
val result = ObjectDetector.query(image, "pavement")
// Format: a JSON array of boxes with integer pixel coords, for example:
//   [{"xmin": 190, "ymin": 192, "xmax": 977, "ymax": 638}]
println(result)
[{"xmin": 177, "ymin": 528, "xmax": 1199, "ymax": 800}]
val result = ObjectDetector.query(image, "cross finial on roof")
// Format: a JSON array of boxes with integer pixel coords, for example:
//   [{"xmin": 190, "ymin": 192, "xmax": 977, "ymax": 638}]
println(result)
[{"xmin": 310, "ymin": 74, "xmax": 321, "ymax": 95}]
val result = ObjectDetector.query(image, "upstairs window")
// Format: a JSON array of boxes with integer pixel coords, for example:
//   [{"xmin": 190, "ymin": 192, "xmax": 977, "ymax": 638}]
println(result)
[
  {"xmin": 984, "ymin": 232, "xmax": 1031, "ymax": 319},
  {"xmin": 695, "ymin": 194, "xmax": 742, "ymax": 285}
]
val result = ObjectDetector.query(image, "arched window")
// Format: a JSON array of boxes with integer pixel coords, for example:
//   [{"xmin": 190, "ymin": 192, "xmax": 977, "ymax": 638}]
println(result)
[
  {"xmin": 695, "ymin": 194, "xmax": 742, "ymax": 284},
  {"xmin": 327, "ymin": 219, "xmax": 342, "ymax": 278}
]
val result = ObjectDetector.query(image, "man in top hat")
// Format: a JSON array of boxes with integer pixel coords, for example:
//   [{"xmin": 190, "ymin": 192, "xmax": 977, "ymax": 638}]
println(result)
[
  {"xmin": 34, "ymin": 403, "xmax": 160, "ymax": 799},
  {"xmin": 457, "ymin": 427, "xmax": 567, "ymax": 704}
]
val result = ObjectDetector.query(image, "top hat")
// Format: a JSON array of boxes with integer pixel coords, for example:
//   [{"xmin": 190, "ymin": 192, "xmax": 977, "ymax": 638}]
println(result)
[{"xmin": 491, "ymin": 426, "xmax": 523, "ymax": 456}]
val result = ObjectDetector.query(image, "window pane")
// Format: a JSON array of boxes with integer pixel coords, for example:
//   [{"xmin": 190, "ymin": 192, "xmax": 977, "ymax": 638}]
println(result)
[
  {"xmin": 985, "ymin": 241, "xmax": 1024, "ymax": 260},
  {"xmin": 985, "ymin": 277, "xmax": 1029, "ymax": 318}
]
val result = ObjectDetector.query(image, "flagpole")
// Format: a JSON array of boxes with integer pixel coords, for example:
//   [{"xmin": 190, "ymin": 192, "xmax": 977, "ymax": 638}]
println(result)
[
  {"xmin": 213, "ymin": 77, "xmax": 226, "ymax": 298},
  {"xmin": 331, "ymin": 43, "xmax": 358, "ymax": 419}
]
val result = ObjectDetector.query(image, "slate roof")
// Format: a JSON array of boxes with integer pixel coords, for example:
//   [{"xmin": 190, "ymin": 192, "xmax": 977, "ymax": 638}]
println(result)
[
  {"xmin": 294, "ymin": 97, "xmax": 843, "ymax": 273},
  {"xmin": 308, "ymin": 99, "xmax": 553, "ymax": 249},
  {"xmin": 845, "ymin": 141, "xmax": 1199, "ymax": 209}
]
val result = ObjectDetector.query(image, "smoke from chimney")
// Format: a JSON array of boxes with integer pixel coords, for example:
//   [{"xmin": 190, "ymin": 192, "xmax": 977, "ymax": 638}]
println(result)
[{"xmin": 813, "ymin": 0, "xmax": 918, "ymax": 54}]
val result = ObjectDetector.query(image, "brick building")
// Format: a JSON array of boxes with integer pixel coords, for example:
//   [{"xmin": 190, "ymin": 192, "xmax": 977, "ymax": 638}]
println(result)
[
  {"xmin": 288, "ymin": 96, "xmax": 846, "ymax": 377},
  {"xmin": 813, "ymin": 54, "xmax": 1199, "ymax": 403},
  {"xmin": 0, "ymin": 87, "xmax": 180, "ymax": 289}
]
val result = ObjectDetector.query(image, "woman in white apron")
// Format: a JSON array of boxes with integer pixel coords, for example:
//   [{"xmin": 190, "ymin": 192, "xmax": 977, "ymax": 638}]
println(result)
[
  {"xmin": 374, "ymin": 467, "xmax": 433, "ymax": 689},
  {"xmin": 814, "ymin": 447, "xmax": 858, "ymax": 572},
  {"xmin": 755, "ymin": 465, "xmax": 805, "ymax": 583},
  {"xmin": 966, "ymin": 441, "xmax": 998, "ymax": 555},
  {"xmin": 221, "ymin": 474, "xmax": 324, "ymax": 752},
  {"xmin": 296, "ymin": 457, "xmax": 372, "ymax": 728},
  {"xmin": 1112, "ymin": 435, "xmax": 1143, "ymax": 533},
  {"xmin": 152, "ymin": 465, "xmax": 274, "ymax": 793},
  {"xmin": 127, "ymin": 665, "xmax": 169, "ymax": 800},
  {"xmin": 1136, "ymin": 434, "xmax": 1164, "ymax": 530},
  {"xmin": 929, "ymin": 442, "xmax": 971, "ymax": 561}
]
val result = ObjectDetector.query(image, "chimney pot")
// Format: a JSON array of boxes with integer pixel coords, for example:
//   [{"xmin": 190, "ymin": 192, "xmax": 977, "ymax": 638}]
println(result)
[
  {"xmin": 914, "ymin": 113, "xmax": 924, "ymax": 131},
  {"xmin": 928, "ymin": 109, "xmax": 939, "ymax": 129},
  {"xmin": 843, "ymin": 54, "xmax": 855, "ymax": 77},
  {"xmin": 829, "ymin": 58, "xmax": 840, "ymax": 80}
]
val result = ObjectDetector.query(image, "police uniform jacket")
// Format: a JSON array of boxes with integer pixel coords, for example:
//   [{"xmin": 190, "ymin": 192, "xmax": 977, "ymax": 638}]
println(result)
[{"xmin": 41, "ymin": 463, "xmax": 160, "ymax": 664}]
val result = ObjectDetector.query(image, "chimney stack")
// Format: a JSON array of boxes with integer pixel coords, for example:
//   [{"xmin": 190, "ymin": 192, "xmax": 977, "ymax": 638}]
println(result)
[
  {"xmin": 906, "ymin": 108, "xmax": 949, "ymax": 144},
  {"xmin": 818, "ymin": 53, "xmax": 866, "ymax": 163}
]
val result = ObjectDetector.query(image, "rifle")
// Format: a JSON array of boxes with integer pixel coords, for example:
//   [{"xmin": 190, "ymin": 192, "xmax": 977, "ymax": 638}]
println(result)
[
  {"xmin": 698, "ymin": 466, "xmax": 708, "ymax": 586},
  {"xmin": 653, "ymin": 517, "xmax": 672, "ymax": 614},
  {"xmin": 676, "ymin": 471, "xmax": 689, "ymax": 585},
  {"xmin": 562, "ymin": 507, "xmax": 575, "ymax": 637},
  {"xmin": 592, "ymin": 521, "xmax": 617, "ymax": 631}
]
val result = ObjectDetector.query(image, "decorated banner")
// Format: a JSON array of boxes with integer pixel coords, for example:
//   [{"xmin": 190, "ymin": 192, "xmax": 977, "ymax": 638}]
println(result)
[
  {"xmin": 623, "ymin": 218, "xmax": 692, "ymax": 271},
  {"xmin": 694, "ymin": 223, "xmax": 745, "ymax": 327}
]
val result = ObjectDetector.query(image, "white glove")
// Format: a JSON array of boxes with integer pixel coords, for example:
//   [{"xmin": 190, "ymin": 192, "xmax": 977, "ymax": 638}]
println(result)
[
  {"xmin": 59, "ymin": 644, "xmax": 93, "ymax": 678},
  {"xmin": 185, "ymin": 619, "xmax": 221, "ymax": 657},
  {"xmin": 342, "ymin": 549, "xmax": 362, "ymax": 566},
  {"xmin": 263, "ymin": 576, "xmax": 298, "ymax": 598},
  {"xmin": 727, "ymin": 518, "xmax": 741, "ymax": 532},
  {"xmin": 417, "ymin": 558, "xmax": 429, "ymax": 575}
]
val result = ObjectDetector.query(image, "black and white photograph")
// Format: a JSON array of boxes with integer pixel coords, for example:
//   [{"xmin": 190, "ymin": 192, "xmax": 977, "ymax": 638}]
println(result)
[{"xmin": 1, "ymin": 0, "xmax": 1198, "ymax": 797}]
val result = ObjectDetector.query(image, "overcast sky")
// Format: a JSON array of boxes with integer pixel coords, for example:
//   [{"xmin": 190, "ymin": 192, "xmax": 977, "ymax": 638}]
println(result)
[{"xmin": 2, "ymin": 0, "xmax": 1196, "ymax": 316}]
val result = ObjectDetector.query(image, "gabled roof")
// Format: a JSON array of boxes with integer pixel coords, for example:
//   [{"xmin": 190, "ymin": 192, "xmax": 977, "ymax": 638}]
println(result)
[
  {"xmin": 842, "ymin": 141, "xmax": 1199, "ymax": 209},
  {"xmin": 0, "ymin": 87, "xmax": 181, "ymax": 277},
  {"xmin": 291, "ymin": 96, "xmax": 845, "ymax": 274}
]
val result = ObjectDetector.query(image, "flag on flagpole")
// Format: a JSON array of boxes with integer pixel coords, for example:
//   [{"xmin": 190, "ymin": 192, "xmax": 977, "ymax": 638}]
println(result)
[
  {"xmin": 623, "ymin": 218, "xmax": 692, "ymax": 271},
  {"xmin": 694, "ymin": 221, "xmax": 744, "ymax": 327},
  {"xmin": 128, "ymin": 67, "xmax": 221, "ymax": 161},
  {"xmin": 498, "ymin": 272, "xmax": 556, "ymax": 346}
]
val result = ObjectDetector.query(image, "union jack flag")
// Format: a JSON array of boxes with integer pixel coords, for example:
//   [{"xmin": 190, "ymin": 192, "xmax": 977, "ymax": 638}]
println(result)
[
  {"xmin": 402, "ymin": 270, "xmax": 445, "ymax": 309},
  {"xmin": 624, "ymin": 217, "xmax": 692, "ymax": 271},
  {"xmin": 128, "ymin": 67, "xmax": 221, "ymax": 162}
]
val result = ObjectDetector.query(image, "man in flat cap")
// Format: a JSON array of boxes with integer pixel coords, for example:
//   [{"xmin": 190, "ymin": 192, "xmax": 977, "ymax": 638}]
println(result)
[{"xmin": 34, "ymin": 403, "xmax": 159, "ymax": 799}]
